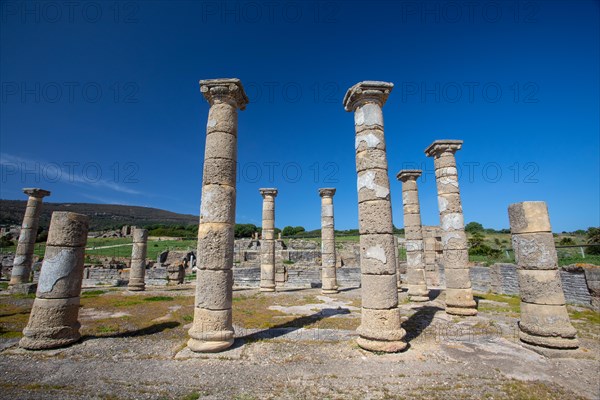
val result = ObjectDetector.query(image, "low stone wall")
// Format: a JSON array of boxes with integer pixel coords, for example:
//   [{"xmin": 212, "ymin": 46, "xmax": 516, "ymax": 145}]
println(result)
[
  {"xmin": 80, "ymin": 266, "xmax": 170, "ymax": 287},
  {"xmin": 466, "ymin": 263, "xmax": 595, "ymax": 309},
  {"xmin": 233, "ymin": 266, "xmax": 361, "ymax": 289}
]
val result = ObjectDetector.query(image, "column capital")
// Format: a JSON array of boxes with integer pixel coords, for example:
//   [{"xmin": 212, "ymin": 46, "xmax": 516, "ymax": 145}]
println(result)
[
  {"xmin": 259, "ymin": 188, "xmax": 278, "ymax": 198},
  {"xmin": 23, "ymin": 188, "xmax": 51, "ymax": 198},
  {"xmin": 396, "ymin": 170, "xmax": 422, "ymax": 182},
  {"xmin": 424, "ymin": 140, "xmax": 463, "ymax": 157},
  {"xmin": 343, "ymin": 81, "xmax": 393, "ymax": 112},
  {"xmin": 200, "ymin": 78, "xmax": 249, "ymax": 110},
  {"xmin": 318, "ymin": 188, "xmax": 336, "ymax": 198}
]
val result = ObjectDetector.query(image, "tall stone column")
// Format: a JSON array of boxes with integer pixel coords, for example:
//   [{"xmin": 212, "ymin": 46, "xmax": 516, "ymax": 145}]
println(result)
[
  {"xmin": 9, "ymin": 188, "xmax": 51, "ymax": 286},
  {"xmin": 319, "ymin": 188, "xmax": 338, "ymax": 294},
  {"xmin": 20, "ymin": 212, "xmax": 89, "ymax": 350},
  {"xmin": 396, "ymin": 170, "xmax": 429, "ymax": 302},
  {"xmin": 128, "ymin": 228, "xmax": 148, "ymax": 291},
  {"xmin": 259, "ymin": 188, "xmax": 278, "ymax": 292},
  {"xmin": 508, "ymin": 202, "xmax": 579, "ymax": 351},
  {"xmin": 425, "ymin": 140, "xmax": 477, "ymax": 316},
  {"xmin": 188, "ymin": 78, "xmax": 248, "ymax": 353},
  {"xmin": 344, "ymin": 81, "xmax": 406, "ymax": 352}
]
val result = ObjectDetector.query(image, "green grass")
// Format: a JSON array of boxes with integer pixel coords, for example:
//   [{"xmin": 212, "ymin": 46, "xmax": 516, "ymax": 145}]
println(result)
[
  {"xmin": 81, "ymin": 290, "xmax": 107, "ymax": 298},
  {"xmin": 143, "ymin": 296, "xmax": 174, "ymax": 302},
  {"xmin": 0, "ymin": 282, "xmax": 8, "ymax": 290},
  {"xmin": 83, "ymin": 238, "xmax": 196, "ymax": 260}
]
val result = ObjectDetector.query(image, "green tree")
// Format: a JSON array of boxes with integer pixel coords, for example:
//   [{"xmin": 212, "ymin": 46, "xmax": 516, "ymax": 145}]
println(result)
[
  {"xmin": 586, "ymin": 227, "xmax": 600, "ymax": 255},
  {"xmin": 282, "ymin": 226, "xmax": 295, "ymax": 237},
  {"xmin": 468, "ymin": 232, "xmax": 485, "ymax": 248},
  {"xmin": 234, "ymin": 224, "xmax": 257, "ymax": 238},
  {"xmin": 465, "ymin": 222, "xmax": 484, "ymax": 234},
  {"xmin": 282, "ymin": 226, "xmax": 305, "ymax": 237}
]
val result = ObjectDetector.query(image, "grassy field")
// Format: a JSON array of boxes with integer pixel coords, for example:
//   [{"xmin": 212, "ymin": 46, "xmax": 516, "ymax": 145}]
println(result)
[{"xmin": 1, "ymin": 232, "xmax": 597, "ymax": 266}]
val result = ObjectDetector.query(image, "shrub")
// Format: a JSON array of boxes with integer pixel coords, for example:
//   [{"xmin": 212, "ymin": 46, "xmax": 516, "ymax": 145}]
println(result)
[
  {"xmin": 558, "ymin": 237, "xmax": 575, "ymax": 246},
  {"xmin": 0, "ymin": 236, "xmax": 14, "ymax": 248},
  {"xmin": 587, "ymin": 227, "xmax": 600, "ymax": 255}
]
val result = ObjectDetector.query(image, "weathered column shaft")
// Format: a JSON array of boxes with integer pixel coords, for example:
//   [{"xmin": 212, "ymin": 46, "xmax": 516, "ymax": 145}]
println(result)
[
  {"xmin": 320, "ymin": 188, "xmax": 338, "ymax": 294},
  {"xmin": 10, "ymin": 188, "xmax": 51, "ymax": 285},
  {"xmin": 425, "ymin": 140, "xmax": 477, "ymax": 316},
  {"xmin": 260, "ymin": 188, "xmax": 278, "ymax": 292},
  {"xmin": 128, "ymin": 228, "xmax": 148, "ymax": 291},
  {"xmin": 188, "ymin": 78, "xmax": 248, "ymax": 353},
  {"xmin": 397, "ymin": 170, "xmax": 429, "ymax": 302},
  {"xmin": 344, "ymin": 81, "xmax": 406, "ymax": 353},
  {"xmin": 508, "ymin": 201, "xmax": 579, "ymax": 350},
  {"xmin": 20, "ymin": 212, "xmax": 89, "ymax": 350}
]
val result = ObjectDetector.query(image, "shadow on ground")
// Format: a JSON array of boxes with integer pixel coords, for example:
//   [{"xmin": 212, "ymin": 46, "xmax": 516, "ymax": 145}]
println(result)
[
  {"xmin": 402, "ymin": 306, "xmax": 443, "ymax": 343},
  {"xmin": 238, "ymin": 308, "xmax": 351, "ymax": 341},
  {"xmin": 82, "ymin": 321, "xmax": 180, "ymax": 340}
]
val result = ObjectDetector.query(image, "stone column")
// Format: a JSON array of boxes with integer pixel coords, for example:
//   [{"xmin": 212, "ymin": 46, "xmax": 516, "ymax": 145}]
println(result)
[
  {"xmin": 397, "ymin": 170, "xmax": 429, "ymax": 302},
  {"xmin": 19, "ymin": 212, "xmax": 89, "ymax": 350},
  {"xmin": 9, "ymin": 188, "xmax": 51, "ymax": 286},
  {"xmin": 259, "ymin": 188, "xmax": 278, "ymax": 292},
  {"xmin": 344, "ymin": 81, "xmax": 406, "ymax": 352},
  {"xmin": 508, "ymin": 202, "xmax": 579, "ymax": 351},
  {"xmin": 425, "ymin": 140, "xmax": 477, "ymax": 316},
  {"xmin": 188, "ymin": 78, "xmax": 248, "ymax": 353},
  {"xmin": 319, "ymin": 188, "xmax": 338, "ymax": 294},
  {"xmin": 128, "ymin": 228, "xmax": 148, "ymax": 291}
]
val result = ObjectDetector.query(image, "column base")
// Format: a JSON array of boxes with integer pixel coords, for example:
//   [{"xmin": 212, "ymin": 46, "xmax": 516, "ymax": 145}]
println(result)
[
  {"xmin": 446, "ymin": 306, "xmax": 478, "ymax": 316},
  {"xmin": 19, "ymin": 298, "xmax": 81, "ymax": 350},
  {"xmin": 187, "ymin": 337, "xmax": 235, "ymax": 353},
  {"xmin": 519, "ymin": 330, "xmax": 579, "ymax": 350},
  {"xmin": 260, "ymin": 280, "xmax": 276, "ymax": 292},
  {"xmin": 322, "ymin": 288, "xmax": 339, "ymax": 294},
  {"xmin": 127, "ymin": 278, "xmax": 145, "ymax": 292},
  {"xmin": 356, "ymin": 337, "xmax": 407, "ymax": 353},
  {"xmin": 407, "ymin": 284, "xmax": 429, "ymax": 301},
  {"xmin": 9, "ymin": 283, "xmax": 37, "ymax": 295},
  {"xmin": 445, "ymin": 288, "xmax": 477, "ymax": 316}
]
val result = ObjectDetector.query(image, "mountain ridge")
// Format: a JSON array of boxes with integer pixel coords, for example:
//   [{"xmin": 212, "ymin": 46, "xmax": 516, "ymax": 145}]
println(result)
[{"xmin": 0, "ymin": 200, "xmax": 198, "ymax": 230}]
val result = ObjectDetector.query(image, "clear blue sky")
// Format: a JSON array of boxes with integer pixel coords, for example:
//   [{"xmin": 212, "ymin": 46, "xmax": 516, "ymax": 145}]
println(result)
[{"xmin": 1, "ymin": 0, "xmax": 598, "ymax": 232}]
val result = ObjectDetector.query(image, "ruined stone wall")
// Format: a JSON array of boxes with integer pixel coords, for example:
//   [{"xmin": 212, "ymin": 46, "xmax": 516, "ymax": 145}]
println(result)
[
  {"xmin": 232, "ymin": 265, "xmax": 361, "ymax": 289},
  {"xmin": 465, "ymin": 263, "xmax": 595, "ymax": 309}
]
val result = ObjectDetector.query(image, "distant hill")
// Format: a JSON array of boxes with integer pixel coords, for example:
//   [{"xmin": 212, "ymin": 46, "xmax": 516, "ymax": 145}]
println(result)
[{"xmin": 0, "ymin": 200, "xmax": 198, "ymax": 231}]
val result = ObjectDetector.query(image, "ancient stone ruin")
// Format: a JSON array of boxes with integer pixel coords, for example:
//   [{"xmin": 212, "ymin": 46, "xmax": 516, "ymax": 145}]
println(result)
[
  {"xmin": 425, "ymin": 140, "xmax": 477, "ymax": 316},
  {"xmin": 6, "ymin": 77, "xmax": 595, "ymax": 367},
  {"xmin": 259, "ymin": 188, "xmax": 278, "ymax": 292},
  {"xmin": 319, "ymin": 188, "xmax": 338, "ymax": 294},
  {"xmin": 9, "ymin": 188, "xmax": 50, "ymax": 287},
  {"xmin": 187, "ymin": 78, "xmax": 248, "ymax": 353},
  {"xmin": 344, "ymin": 80, "xmax": 406, "ymax": 352},
  {"xmin": 19, "ymin": 212, "xmax": 89, "ymax": 350},
  {"xmin": 397, "ymin": 170, "xmax": 429, "ymax": 302},
  {"xmin": 508, "ymin": 201, "xmax": 579, "ymax": 353},
  {"xmin": 128, "ymin": 227, "xmax": 148, "ymax": 291}
]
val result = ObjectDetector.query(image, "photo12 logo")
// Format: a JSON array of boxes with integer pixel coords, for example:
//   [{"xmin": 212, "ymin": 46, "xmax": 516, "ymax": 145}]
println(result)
[
  {"xmin": 401, "ymin": 161, "xmax": 540, "ymax": 184},
  {"xmin": 0, "ymin": 1, "xmax": 141, "ymax": 24},
  {"xmin": 236, "ymin": 161, "xmax": 339, "ymax": 184},
  {"xmin": 199, "ymin": 1, "xmax": 340, "ymax": 24},
  {"xmin": 1, "ymin": 81, "xmax": 139, "ymax": 104}
]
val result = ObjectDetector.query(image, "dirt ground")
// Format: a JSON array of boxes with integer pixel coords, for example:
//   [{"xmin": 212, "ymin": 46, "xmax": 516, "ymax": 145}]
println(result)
[{"xmin": 1, "ymin": 284, "xmax": 599, "ymax": 400}]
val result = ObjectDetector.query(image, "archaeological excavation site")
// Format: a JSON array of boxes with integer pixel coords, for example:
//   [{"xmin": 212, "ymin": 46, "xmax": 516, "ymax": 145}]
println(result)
[
  {"xmin": 1, "ymin": 78, "xmax": 598, "ymax": 400},
  {"xmin": 1, "ymin": 2, "xmax": 598, "ymax": 399}
]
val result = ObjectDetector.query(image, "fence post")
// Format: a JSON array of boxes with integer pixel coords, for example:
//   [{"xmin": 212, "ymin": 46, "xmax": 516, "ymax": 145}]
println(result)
[{"xmin": 580, "ymin": 246, "xmax": 585, "ymax": 258}]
